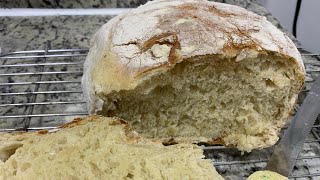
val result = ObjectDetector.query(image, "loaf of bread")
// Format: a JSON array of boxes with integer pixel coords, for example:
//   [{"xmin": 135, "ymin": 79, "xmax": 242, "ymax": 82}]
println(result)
[
  {"xmin": 248, "ymin": 170, "xmax": 288, "ymax": 180},
  {"xmin": 82, "ymin": 0, "xmax": 305, "ymax": 152},
  {"xmin": 0, "ymin": 116, "xmax": 223, "ymax": 179}
]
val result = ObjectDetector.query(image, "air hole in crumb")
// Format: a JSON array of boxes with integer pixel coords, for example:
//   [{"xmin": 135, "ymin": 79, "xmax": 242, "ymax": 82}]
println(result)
[
  {"xmin": 265, "ymin": 79, "xmax": 277, "ymax": 88},
  {"xmin": 126, "ymin": 173, "xmax": 134, "ymax": 179},
  {"xmin": 283, "ymin": 72, "xmax": 290, "ymax": 79},
  {"xmin": 220, "ymin": 102, "xmax": 226, "ymax": 109},
  {"xmin": 189, "ymin": 85, "xmax": 199, "ymax": 91},
  {"xmin": 209, "ymin": 106, "xmax": 216, "ymax": 112},
  {"xmin": 162, "ymin": 138, "xmax": 178, "ymax": 146},
  {"xmin": 0, "ymin": 144, "xmax": 23, "ymax": 162}
]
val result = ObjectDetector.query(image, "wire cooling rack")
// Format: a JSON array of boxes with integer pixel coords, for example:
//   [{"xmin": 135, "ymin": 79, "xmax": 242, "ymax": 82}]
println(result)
[{"xmin": 0, "ymin": 42, "xmax": 319, "ymax": 179}]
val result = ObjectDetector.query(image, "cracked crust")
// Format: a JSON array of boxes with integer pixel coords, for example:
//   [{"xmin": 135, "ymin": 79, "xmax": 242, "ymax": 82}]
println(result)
[{"xmin": 82, "ymin": 0, "xmax": 305, "ymax": 114}]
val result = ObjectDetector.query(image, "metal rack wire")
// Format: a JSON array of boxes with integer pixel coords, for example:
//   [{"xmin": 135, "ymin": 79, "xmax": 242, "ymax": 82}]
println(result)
[{"xmin": 0, "ymin": 43, "xmax": 319, "ymax": 179}]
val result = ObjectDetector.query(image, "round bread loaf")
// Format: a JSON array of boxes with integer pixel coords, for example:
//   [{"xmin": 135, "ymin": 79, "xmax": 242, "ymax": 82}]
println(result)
[{"xmin": 82, "ymin": 0, "xmax": 305, "ymax": 152}]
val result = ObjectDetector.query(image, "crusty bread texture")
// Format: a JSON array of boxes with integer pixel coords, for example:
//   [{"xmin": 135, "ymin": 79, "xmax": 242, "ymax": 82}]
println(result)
[
  {"xmin": 81, "ymin": 0, "xmax": 305, "ymax": 152},
  {"xmin": 0, "ymin": 116, "xmax": 223, "ymax": 180}
]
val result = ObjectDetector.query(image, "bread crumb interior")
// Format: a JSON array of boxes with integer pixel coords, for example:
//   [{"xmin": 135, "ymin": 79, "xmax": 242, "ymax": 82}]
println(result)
[
  {"xmin": 100, "ymin": 55, "xmax": 302, "ymax": 151},
  {"xmin": 0, "ymin": 117, "xmax": 222, "ymax": 179}
]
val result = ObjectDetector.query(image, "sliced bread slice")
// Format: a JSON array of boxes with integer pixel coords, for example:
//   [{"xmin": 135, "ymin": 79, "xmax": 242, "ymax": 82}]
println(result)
[{"xmin": 0, "ymin": 116, "xmax": 223, "ymax": 180}]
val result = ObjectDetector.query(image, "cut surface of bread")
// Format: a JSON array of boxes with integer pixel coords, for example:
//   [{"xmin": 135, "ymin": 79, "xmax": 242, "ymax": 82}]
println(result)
[
  {"xmin": 0, "ymin": 116, "xmax": 223, "ymax": 180},
  {"xmin": 100, "ymin": 55, "xmax": 303, "ymax": 152},
  {"xmin": 82, "ymin": 0, "xmax": 305, "ymax": 152}
]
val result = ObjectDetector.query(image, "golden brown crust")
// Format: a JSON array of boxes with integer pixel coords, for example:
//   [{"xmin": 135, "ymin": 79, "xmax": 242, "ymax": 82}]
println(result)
[
  {"xmin": 82, "ymin": 0, "xmax": 305, "ymax": 114},
  {"xmin": 37, "ymin": 130, "xmax": 49, "ymax": 135},
  {"xmin": 60, "ymin": 116, "xmax": 93, "ymax": 128}
]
